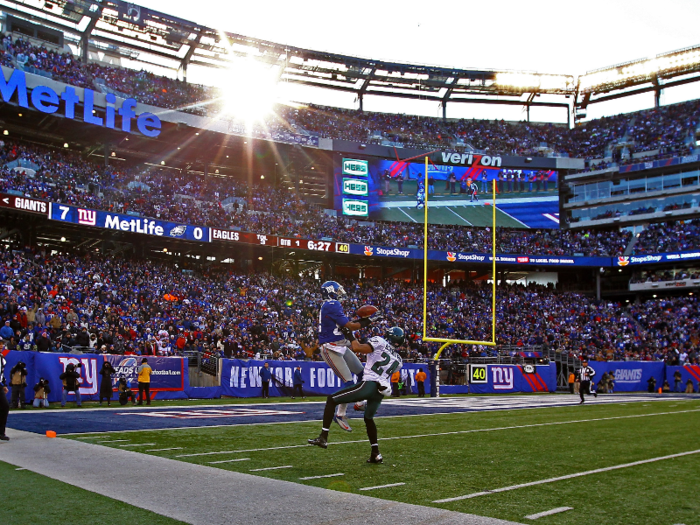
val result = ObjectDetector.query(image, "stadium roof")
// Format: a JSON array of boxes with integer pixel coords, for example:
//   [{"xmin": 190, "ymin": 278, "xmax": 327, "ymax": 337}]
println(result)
[{"xmin": 1, "ymin": 0, "xmax": 699, "ymax": 119}]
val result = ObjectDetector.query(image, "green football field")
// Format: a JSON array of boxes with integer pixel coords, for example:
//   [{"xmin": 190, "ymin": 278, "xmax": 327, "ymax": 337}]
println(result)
[
  {"xmin": 64, "ymin": 397, "xmax": 700, "ymax": 525},
  {"xmin": 375, "ymin": 179, "xmax": 558, "ymax": 227}
]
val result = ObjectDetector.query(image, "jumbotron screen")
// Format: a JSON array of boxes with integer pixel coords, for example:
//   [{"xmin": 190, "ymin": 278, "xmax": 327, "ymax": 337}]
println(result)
[{"xmin": 333, "ymin": 156, "xmax": 560, "ymax": 229}]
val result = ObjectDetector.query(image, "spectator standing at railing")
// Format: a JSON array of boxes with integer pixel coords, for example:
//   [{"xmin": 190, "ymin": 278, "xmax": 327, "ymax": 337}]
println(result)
[{"xmin": 99, "ymin": 361, "xmax": 116, "ymax": 406}]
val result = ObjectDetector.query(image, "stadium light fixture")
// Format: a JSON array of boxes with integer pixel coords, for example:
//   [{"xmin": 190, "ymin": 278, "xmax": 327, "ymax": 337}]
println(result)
[
  {"xmin": 218, "ymin": 55, "xmax": 280, "ymax": 127},
  {"xmin": 3, "ymin": 130, "xmax": 8, "ymax": 135},
  {"xmin": 63, "ymin": 143, "xmax": 69, "ymax": 148},
  {"xmin": 495, "ymin": 72, "xmax": 573, "ymax": 92},
  {"xmin": 580, "ymin": 44, "xmax": 700, "ymax": 93}
]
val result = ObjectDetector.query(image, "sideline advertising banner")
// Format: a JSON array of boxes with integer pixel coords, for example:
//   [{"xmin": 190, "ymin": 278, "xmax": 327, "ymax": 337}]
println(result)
[
  {"xmin": 442, "ymin": 363, "xmax": 556, "ymax": 395},
  {"xmin": 587, "ymin": 361, "xmax": 665, "ymax": 392},
  {"xmin": 665, "ymin": 365, "xmax": 700, "ymax": 393},
  {"xmin": 2, "ymin": 351, "xmax": 186, "ymax": 403},
  {"xmin": 220, "ymin": 359, "xmax": 429, "ymax": 398}
]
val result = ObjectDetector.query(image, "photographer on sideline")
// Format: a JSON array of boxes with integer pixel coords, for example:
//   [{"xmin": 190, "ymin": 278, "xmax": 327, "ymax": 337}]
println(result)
[
  {"xmin": 117, "ymin": 376, "xmax": 136, "ymax": 406},
  {"xmin": 9, "ymin": 361, "xmax": 28, "ymax": 409},
  {"xmin": 33, "ymin": 378, "xmax": 51, "ymax": 408},
  {"xmin": 0, "ymin": 353, "xmax": 9, "ymax": 440},
  {"xmin": 60, "ymin": 363, "xmax": 82, "ymax": 407}
]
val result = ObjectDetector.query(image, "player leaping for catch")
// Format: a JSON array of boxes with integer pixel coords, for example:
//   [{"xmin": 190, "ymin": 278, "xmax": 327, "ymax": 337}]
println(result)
[
  {"xmin": 309, "ymin": 326, "xmax": 404, "ymax": 463},
  {"xmin": 318, "ymin": 281, "xmax": 381, "ymax": 432}
]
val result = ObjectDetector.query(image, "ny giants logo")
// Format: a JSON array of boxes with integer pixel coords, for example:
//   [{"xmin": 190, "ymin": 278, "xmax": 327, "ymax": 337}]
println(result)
[
  {"xmin": 491, "ymin": 366, "xmax": 514, "ymax": 390},
  {"xmin": 59, "ymin": 357, "xmax": 98, "ymax": 395},
  {"xmin": 78, "ymin": 208, "xmax": 97, "ymax": 226}
]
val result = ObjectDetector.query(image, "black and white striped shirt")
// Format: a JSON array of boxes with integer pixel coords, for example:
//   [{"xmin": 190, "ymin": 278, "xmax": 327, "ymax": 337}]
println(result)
[
  {"xmin": 0, "ymin": 354, "xmax": 6, "ymax": 385},
  {"xmin": 578, "ymin": 365, "xmax": 596, "ymax": 382}
]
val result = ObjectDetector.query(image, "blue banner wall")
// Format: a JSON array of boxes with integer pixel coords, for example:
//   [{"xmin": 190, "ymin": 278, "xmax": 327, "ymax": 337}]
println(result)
[
  {"xmin": 3, "ymin": 351, "xmax": 187, "ymax": 403},
  {"xmin": 220, "ymin": 359, "xmax": 430, "ymax": 398},
  {"xmin": 587, "ymin": 361, "xmax": 665, "ymax": 392},
  {"xmin": 459, "ymin": 364, "xmax": 556, "ymax": 395},
  {"xmin": 665, "ymin": 365, "xmax": 700, "ymax": 393}
]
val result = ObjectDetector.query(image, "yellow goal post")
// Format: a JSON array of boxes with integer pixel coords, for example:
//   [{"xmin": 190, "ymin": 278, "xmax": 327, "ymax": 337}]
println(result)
[{"xmin": 421, "ymin": 156, "xmax": 497, "ymax": 362}]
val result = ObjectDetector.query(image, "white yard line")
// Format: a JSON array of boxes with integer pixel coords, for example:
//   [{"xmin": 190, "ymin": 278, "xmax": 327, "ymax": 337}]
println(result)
[
  {"xmin": 360, "ymin": 482, "xmax": 405, "ymax": 491},
  {"xmin": 99, "ymin": 439, "xmax": 129, "ymax": 443},
  {"xmin": 146, "ymin": 447, "xmax": 183, "ymax": 452},
  {"xmin": 525, "ymin": 507, "xmax": 573, "ymax": 520},
  {"xmin": 299, "ymin": 473, "xmax": 344, "ymax": 480},
  {"xmin": 118, "ymin": 443, "xmax": 156, "ymax": 447},
  {"xmin": 434, "ymin": 449, "xmax": 700, "ymax": 503},
  {"xmin": 396, "ymin": 207, "xmax": 418, "ymax": 223},
  {"xmin": 446, "ymin": 206, "xmax": 473, "ymax": 225},
  {"xmin": 15, "ymin": 467, "xmax": 27, "ymax": 471},
  {"xmin": 176, "ymin": 408, "xmax": 700, "ymax": 456},
  {"xmin": 208, "ymin": 458, "xmax": 251, "ymax": 464},
  {"xmin": 249, "ymin": 465, "xmax": 293, "ymax": 472}
]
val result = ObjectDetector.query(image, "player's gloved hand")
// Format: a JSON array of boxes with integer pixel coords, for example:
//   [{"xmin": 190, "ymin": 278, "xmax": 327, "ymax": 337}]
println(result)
[
  {"xmin": 341, "ymin": 327, "xmax": 356, "ymax": 342},
  {"xmin": 369, "ymin": 312, "xmax": 384, "ymax": 324}
]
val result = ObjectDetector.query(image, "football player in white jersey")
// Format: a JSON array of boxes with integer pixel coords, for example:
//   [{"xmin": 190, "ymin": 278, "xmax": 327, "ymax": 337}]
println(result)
[{"xmin": 308, "ymin": 326, "xmax": 404, "ymax": 464}]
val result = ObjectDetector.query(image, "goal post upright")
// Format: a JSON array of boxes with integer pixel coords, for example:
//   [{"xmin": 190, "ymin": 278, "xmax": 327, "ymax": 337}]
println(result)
[{"xmin": 421, "ymin": 156, "xmax": 497, "ymax": 365}]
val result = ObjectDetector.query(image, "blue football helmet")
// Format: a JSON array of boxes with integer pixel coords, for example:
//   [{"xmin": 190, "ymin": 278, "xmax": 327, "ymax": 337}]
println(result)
[{"xmin": 321, "ymin": 280, "xmax": 346, "ymax": 300}]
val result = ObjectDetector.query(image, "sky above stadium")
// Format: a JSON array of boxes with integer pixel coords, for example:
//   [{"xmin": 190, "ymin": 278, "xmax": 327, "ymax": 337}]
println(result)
[{"xmin": 141, "ymin": 0, "xmax": 700, "ymax": 122}]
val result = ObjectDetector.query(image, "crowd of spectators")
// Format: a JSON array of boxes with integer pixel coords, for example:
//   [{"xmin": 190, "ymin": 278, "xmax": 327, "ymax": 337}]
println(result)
[
  {"xmin": 630, "ymin": 268, "xmax": 700, "ymax": 284},
  {"xmin": 632, "ymin": 219, "xmax": 700, "ymax": 255},
  {"xmin": 2, "ymin": 36, "xmax": 700, "ymax": 161},
  {"xmin": 0, "ymin": 139, "xmax": 634, "ymax": 256},
  {"xmin": 0, "ymin": 247, "xmax": 697, "ymax": 365}
]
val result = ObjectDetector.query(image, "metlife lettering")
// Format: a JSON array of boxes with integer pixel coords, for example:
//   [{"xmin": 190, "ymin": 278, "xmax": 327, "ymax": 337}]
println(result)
[{"xmin": 0, "ymin": 69, "xmax": 161, "ymax": 137}]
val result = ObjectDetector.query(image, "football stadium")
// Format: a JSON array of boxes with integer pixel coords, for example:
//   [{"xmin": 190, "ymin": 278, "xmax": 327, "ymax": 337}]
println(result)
[{"xmin": 1, "ymin": 1, "xmax": 700, "ymax": 524}]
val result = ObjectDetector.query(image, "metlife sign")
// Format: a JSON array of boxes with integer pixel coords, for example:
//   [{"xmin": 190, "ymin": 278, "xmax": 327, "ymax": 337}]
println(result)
[
  {"xmin": 0, "ymin": 68, "xmax": 161, "ymax": 137},
  {"xmin": 49, "ymin": 203, "xmax": 209, "ymax": 242}
]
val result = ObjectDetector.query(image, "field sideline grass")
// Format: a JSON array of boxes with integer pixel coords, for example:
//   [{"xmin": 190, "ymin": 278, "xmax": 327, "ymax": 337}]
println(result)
[
  {"xmin": 0, "ymin": 460, "xmax": 186, "ymax": 525},
  {"xmin": 67, "ymin": 398, "xmax": 700, "ymax": 525}
]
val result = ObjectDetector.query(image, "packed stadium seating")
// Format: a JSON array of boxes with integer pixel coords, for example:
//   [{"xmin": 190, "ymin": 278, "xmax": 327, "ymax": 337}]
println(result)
[
  {"xmin": 632, "ymin": 219, "xmax": 700, "ymax": 255},
  {"xmin": 0, "ymin": 139, "xmax": 637, "ymax": 255},
  {"xmin": 0, "ymin": 247, "xmax": 697, "ymax": 364},
  {"xmin": 2, "ymin": 36, "xmax": 699, "ymax": 161}
]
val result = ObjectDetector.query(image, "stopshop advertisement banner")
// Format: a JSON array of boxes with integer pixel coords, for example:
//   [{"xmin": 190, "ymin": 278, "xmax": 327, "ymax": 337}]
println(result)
[
  {"xmin": 220, "ymin": 359, "xmax": 430, "ymax": 398},
  {"xmin": 587, "ymin": 361, "xmax": 665, "ymax": 392},
  {"xmin": 3, "ymin": 351, "xmax": 185, "ymax": 403}
]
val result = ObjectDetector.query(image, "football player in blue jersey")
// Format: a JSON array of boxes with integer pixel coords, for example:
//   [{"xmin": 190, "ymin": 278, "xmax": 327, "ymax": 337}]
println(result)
[
  {"xmin": 318, "ymin": 280, "xmax": 381, "ymax": 432},
  {"xmin": 309, "ymin": 326, "xmax": 404, "ymax": 464}
]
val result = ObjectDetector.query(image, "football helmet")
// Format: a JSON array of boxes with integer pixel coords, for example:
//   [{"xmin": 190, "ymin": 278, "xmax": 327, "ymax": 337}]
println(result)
[
  {"xmin": 320, "ymin": 281, "xmax": 346, "ymax": 300},
  {"xmin": 385, "ymin": 326, "xmax": 405, "ymax": 345}
]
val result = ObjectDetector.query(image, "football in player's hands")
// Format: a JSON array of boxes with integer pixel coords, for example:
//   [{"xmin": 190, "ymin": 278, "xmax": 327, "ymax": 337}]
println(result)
[{"xmin": 356, "ymin": 305, "xmax": 379, "ymax": 318}]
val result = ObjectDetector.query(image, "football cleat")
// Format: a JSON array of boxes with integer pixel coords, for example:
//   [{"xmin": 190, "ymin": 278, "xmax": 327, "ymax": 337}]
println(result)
[
  {"xmin": 307, "ymin": 436, "xmax": 328, "ymax": 449},
  {"xmin": 353, "ymin": 401, "xmax": 367, "ymax": 411},
  {"xmin": 367, "ymin": 453, "xmax": 383, "ymax": 464},
  {"xmin": 333, "ymin": 414, "xmax": 352, "ymax": 432}
]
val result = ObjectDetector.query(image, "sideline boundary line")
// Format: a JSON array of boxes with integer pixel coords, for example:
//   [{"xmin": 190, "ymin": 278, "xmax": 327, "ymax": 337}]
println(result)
[
  {"xmin": 174, "ymin": 408, "xmax": 700, "ymax": 457},
  {"xmin": 434, "ymin": 449, "xmax": 700, "ymax": 502},
  {"xmin": 59, "ymin": 398, "xmax": 697, "ymax": 436}
]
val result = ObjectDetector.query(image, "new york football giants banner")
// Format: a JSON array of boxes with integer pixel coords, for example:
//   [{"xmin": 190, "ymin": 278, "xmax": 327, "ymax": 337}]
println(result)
[
  {"xmin": 442, "ymin": 363, "xmax": 556, "ymax": 394},
  {"xmin": 220, "ymin": 359, "xmax": 430, "ymax": 398},
  {"xmin": 587, "ymin": 361, "xmax": 665, "ymax": 392},
  {"xmin": 2, "ymin": 351, "xmax": 186, "ymax": 403}
]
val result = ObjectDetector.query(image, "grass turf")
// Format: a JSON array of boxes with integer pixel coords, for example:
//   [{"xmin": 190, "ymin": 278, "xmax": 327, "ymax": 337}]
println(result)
[
  {"xmin": 0, "ymin": 460, "xmax": 187, "ymax": 525},
  {"xmin": 66, "ymin": 397, "xmax": 700, "ymax": 525}
]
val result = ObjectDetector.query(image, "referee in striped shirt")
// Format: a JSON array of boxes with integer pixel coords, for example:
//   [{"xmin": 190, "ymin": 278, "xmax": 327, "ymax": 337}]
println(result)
[
  {"xmin": 0, "ymin": 350, "xmax": 9, "ymax": 440},
  {"xmin": 578, "ymin": 359, "xmax": 598, "ymax": 404}
]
